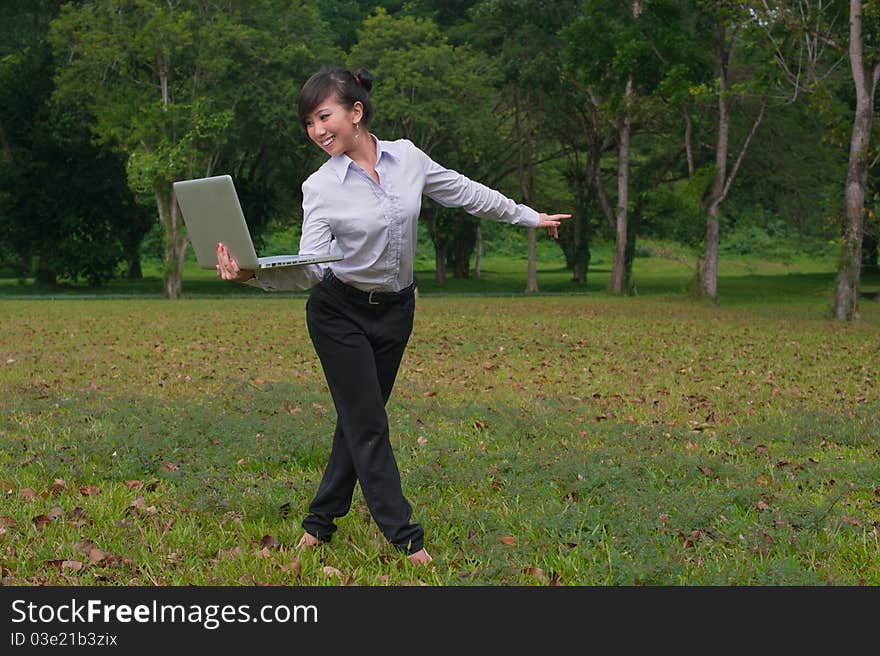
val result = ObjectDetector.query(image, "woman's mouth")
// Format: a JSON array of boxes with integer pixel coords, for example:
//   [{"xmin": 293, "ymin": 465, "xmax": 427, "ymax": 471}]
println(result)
[{"xmin": 321, "ymin": 136, "xmax": 335, "ymax": 148}]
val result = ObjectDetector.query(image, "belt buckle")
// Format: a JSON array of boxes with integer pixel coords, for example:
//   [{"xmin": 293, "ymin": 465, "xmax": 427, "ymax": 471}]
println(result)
[{"xmin": 368, "ymin": 290, "xmax": 379, "ymax": 305}]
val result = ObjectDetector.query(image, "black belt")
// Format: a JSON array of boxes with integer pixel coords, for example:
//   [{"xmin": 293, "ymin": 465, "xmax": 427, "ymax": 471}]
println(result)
[{"xmin": 323, "ymin": 270, "xmax": 415, "ymax": 305}]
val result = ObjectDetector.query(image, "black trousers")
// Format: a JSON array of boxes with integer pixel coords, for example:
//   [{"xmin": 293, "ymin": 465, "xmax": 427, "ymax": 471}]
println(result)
[{"xmin": 301, "ymin": 271, "xmax": 423, "ymax": 554}]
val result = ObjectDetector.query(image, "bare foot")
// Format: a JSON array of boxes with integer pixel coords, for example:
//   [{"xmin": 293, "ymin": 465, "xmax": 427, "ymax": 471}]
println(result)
[
  {"xmin": 407, "ymin": 548, "xmax": 433, "ymax": 565},
  {"xmin": 296, "ymin": 532, "xmax": 319, "ymax": 551}
]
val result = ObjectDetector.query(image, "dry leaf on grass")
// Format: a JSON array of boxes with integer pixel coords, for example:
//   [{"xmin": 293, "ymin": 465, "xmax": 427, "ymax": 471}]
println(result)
[
  {"xmin": 281, "ymin": 559, "xmax": 302, "ymax": 575},
  {"xmin": 69, "ymin": 507, "xmax": 89, "ymax": 527},
  {"xmin": 259, "ymin": 535, "xmax": 280, "ymax": 549},
  {"xmin": 32, "ymin": 514, "xmax": 53, "ymax": 529},
  {"xmin": 88, "ymin": 548, "xmax": 108, "ymax": 565},
  {"xmin": 127, "ymin": 497, "xmax": 157, "ymax": 515},
  {"xmin": 523, "ymin": 565, "xmax": 549, "ymax": 584},
  {"xmin": 45, "ymin": 480, "xmax": 68, "ymax": 496},
  {"xmin": 46, "ymin": 559, "xmax": 83, "ymax": 572},
  {"xmin": 217, "ymin": 546, "xmax": 245, "ymax": 561}
]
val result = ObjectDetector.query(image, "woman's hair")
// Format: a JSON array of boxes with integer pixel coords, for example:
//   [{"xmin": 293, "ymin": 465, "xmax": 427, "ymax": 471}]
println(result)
[{"xmin": 297, "ymin": 66, "xmax": 374, "ymax": 128}]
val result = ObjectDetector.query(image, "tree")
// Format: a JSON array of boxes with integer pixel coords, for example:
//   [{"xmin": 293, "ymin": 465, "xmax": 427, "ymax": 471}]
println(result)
[
  {"xmin": 564, "ymin": 0, "xmax": 700, "ymax": 294},
  {"xmin": 833, "ymin": 0, "xmax": 879, "ymax": 319},
  {"xmin": 471, "ymin": 0, "xmax": 581, "ymax": 290},
  {"xmin": 0, "ymin": 0, "xmax": 145, "ymax": 285},
  {"xmin": 49, "ymin": 0, "xmax": 333, "ymax": 298},
  {"xmin": 753, "ymin": 0, "xmax": 880, "ymax": 319},
  {"xmin": 693, "ymin": 0, "xmax": 770, "ymax": 302}
]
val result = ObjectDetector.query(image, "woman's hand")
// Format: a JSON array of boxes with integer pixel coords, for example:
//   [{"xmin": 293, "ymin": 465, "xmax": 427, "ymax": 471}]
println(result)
[
  {"xmin": 216, "ymin": 243, "xmax": 255, "ymax": 282},
  {"xmin": 537, "ymin": 213, "xmax": 572, "ymax": 240}
]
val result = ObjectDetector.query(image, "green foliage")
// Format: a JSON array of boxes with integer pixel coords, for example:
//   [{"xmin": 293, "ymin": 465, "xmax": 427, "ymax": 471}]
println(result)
[
  {"xmin": 640, "ymin": 166, "xmax": 714, "ymax": 246},
  {"xmin": 0, "ymin": 0, "xmax": 873, "ymax": 298},
  {"xmin": 46, "ymin": 0, "xmax": 337, "ymax": 295},
  {"xmin": 563, "ymin": 0, "xmax": 701, "ymax": 107},
  {"xmin": 0, "ymin": 2, "xmax": 146, "ymax": 285},
  {"xmin": 349, "ymin": 8, "xmax": 498, "ymax": 167}
]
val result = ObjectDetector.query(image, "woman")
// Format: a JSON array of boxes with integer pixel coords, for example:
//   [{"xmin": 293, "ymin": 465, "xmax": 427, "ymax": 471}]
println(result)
[{"xmin": 216, "ymin": 66, "xmax": 570, "ymax": 565}]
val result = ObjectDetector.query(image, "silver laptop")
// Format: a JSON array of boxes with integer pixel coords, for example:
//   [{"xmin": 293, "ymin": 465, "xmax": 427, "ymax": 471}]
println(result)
[{"xmin": 173, "ymin": 174, "xmax": 342, "ymax": 270}]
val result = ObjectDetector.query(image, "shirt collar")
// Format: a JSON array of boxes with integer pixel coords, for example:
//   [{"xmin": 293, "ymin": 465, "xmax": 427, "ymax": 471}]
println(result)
[{"xmin": 327, "ymin": 135, "xmax": 400, "ymax": 183}]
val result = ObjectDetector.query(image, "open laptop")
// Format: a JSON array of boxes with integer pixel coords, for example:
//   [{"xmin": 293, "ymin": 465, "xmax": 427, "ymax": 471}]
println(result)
[{"xmin": 173, "ymin": 174, "xmax": 342, "ymax": 270}]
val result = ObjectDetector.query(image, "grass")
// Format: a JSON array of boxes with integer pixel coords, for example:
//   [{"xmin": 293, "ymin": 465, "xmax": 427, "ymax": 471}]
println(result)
[{"xmin": 1, "ymin": 246, "xmax": 879, "ymax": 585}]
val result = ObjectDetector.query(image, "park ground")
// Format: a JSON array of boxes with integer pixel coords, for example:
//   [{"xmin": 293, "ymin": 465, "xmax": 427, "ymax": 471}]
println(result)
[{"xmin": 1, "ymin": 241, "xmax": 878, "ymax": 585}]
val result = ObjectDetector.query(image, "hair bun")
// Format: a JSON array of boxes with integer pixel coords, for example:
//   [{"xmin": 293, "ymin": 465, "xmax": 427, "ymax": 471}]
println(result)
[{"xmin": 352, "ymin": 67, "xmax": 373, "ymax": 93}]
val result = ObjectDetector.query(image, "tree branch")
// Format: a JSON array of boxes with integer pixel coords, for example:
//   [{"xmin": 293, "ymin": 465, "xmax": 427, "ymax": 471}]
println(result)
[{"xmin": 720, "ymin": 93, "xmax": 768, "ymax": 205}]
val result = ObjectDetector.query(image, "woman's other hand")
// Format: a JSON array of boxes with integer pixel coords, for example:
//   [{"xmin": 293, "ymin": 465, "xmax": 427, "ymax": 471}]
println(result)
[
  {"xmin": 216, "ymin": 243, "xmax": 255, "ymax": 282},
  {"xmin": 537, "ymin": 213, "xmax": 572, "ymax": 240}
]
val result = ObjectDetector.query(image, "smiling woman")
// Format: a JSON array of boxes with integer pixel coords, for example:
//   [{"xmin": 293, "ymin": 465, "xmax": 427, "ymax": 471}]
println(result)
[
  {"xmin": 299, "ymin": 67, "xmax": 375, "ymax": 162},
  {"xmin": 215, "ymin": 64, "xmax": 571, "ymax": 567}
]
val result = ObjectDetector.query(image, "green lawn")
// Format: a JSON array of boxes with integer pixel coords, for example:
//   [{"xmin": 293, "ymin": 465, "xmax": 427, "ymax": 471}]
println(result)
[{"xmin": 1, "ymin": 247, "xmax": 879, "ymax": 585}]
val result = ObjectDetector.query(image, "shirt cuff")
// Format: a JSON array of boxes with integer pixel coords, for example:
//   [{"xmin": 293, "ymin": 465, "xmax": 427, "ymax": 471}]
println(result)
[{"xmin": 517, "ymin": 205, "xmax": 540, "ymax": 228}]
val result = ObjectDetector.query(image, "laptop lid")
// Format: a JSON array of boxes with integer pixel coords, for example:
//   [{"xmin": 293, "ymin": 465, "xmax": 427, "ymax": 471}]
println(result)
[
  {"xmin": 174, "ymin": 175, "xmax": 262, "ymax": 270},
  {"xmin": 173, "ymin": 175, "xmax": 343, "ymax": 271}
]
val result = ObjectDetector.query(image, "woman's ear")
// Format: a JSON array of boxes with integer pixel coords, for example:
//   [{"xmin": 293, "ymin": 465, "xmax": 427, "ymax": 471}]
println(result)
[{"xmin": 351, "ymin": 101, "xmax": 364, "ymax": 124}]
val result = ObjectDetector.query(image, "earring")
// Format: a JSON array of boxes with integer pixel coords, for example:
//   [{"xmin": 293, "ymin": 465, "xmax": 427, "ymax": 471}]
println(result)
[{"xmin": 355, "ymin": 122, "xmax": 360, "ymax": 139}]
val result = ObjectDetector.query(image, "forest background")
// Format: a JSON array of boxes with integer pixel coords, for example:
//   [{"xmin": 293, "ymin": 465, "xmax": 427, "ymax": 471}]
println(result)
[{"xmin": 0, "ymin": 0, "xmax": 878, "ymax": 318}]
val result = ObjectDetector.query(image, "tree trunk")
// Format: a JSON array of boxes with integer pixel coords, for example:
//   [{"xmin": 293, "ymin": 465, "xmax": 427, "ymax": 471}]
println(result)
[
  {"xmin": 449, "ymin": 216, "xmax": 477, "ymax": 278},
  {"xmin": 572, "ymin": 180, "xmax": 587, "ymax": 284},
  {"xmin": 452, "ymin": 235, "xmax": 471, "ymax": 279},
  {"xmin": 434, "ymin": 242, "xmax": 446, "ymax": 284},
  {"xmin": 126, "ymin": 256, "xmax": 143, "ymax": 280},
  {"xmin": 525, "ymin": 228, "xmax": 538, "ymax": 294},
  {"xmin": 156, "ymin": 181, "xmax": 187, "ymax": 299},
  {"xmin": 474, "ymin": 223, "xmax": 482, "ymax": 278},
  {"xmin": 586, "ymin": 95, "xmax": 615, "ymax": 234},
  {"xmin": 833, "ymin": 0, "xmax": 878, "ymax": 321},
  {"xmin": 684, "ymin": 104, "xmax": 695, "ymax": 178},
  {"xmin": 702, "ymin": 24, "xmax": 731, "ymax": 302},
  {"xmin": 624, "ymin": 219, "xmax": 637, "ymax": 294},
  {"xmin": 610, "ymin": 74, "xmax": 633, "ymax": 295},
  {"xmin": 425, "ymin": 209, "xmax": 446, "ymax": 284},
  {"xmin": 703, "ymin": 206, "xmax": 721, "ymax": 300},
  {"xmin": 515, "ymin": 87, "xmax": 539, "ymax": 294},
  {"xmin": 35, "ymin": 256, "xmax": 57, "ymax": 286},
  {"xmin": 0, "ymin": 121, "xmax": 12, "ymax": 163},
  {"xmin": 123, "ymin": 236, "xmax": 143, "ymax": 279},
  {"xmin": 573, "ymin": 218, "xmax": 585, "ymax": 283}
]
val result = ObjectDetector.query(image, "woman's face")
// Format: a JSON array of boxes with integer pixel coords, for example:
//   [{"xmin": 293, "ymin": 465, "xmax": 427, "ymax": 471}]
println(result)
[{"xmin": 303, "ymin": 95, "xmax": 363, "ymax": 157}]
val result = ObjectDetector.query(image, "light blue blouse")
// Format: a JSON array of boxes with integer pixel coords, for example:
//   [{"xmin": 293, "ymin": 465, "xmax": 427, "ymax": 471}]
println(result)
[{"xmin": 247, "ymin": 136, "xmax": 539, "ymax": 293}]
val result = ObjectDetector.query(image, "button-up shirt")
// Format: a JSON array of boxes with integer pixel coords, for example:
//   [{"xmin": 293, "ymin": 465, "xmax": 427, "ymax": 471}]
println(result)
[{"xmin": 247, "ymin": 136, "xmax": 539, "ymax": 292}]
